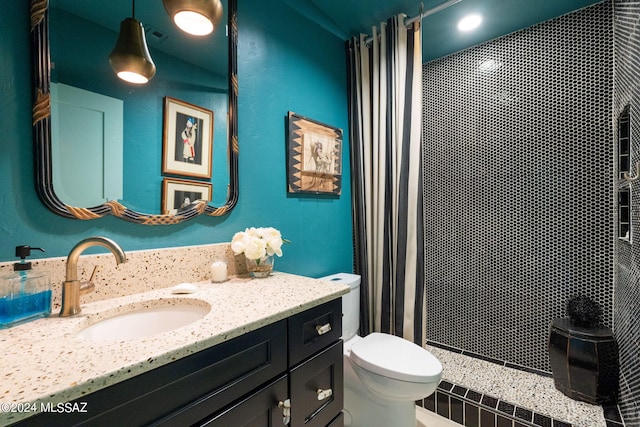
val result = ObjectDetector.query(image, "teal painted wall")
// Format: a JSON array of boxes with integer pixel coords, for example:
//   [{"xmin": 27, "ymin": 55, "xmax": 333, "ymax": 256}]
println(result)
[{"xmin": 0, "ymin": 0, "xmax": 353, "ymax": 279}]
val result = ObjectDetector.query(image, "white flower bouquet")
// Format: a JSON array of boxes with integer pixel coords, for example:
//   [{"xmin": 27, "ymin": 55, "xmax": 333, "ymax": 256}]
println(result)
[{"xmin": 231, "ymin": 227, "xmax": 287, "ymax": 260}]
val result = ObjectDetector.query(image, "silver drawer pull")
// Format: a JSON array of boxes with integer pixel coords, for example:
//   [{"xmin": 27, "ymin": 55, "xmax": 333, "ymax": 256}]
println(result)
[
  {"xmin": 317, "ymin": 388, "xmax": 333, "ymax": 400},
  {"xmin": 278, "ymin": 399, "xmax": 291, "ymax": 425},
  {"xmin": 316, "ymin": 323, "xmax": 332, "ymax": 335}
]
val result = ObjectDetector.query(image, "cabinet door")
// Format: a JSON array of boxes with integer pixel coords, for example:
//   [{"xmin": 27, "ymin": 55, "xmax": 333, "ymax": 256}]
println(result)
[
  {"xmin": 199, "ymin": 375, "xmax": 289, "ymax": 427},
  {"xmin": 289, "ymin": 341, "xmax": 344, "ymax": 427}
]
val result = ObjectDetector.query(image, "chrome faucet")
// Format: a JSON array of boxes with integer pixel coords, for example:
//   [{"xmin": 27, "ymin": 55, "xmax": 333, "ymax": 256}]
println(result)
[{"xmin": 60, "ymin": 236, "xmax": 127, "ymax": 317}]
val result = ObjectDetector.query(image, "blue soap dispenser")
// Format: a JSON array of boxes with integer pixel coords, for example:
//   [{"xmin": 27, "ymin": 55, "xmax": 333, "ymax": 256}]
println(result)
[{"xmin": 0, "ymin": 246, "xmax": 52, "ymax": 328}]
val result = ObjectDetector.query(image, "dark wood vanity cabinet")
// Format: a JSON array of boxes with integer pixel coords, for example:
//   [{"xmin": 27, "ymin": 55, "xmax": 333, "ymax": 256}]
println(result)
[
  {"xmin": 287, "ymin": 300, "xmax": 343, "ymax": 427},
  {"xmin": 11, "ymin": 298, "xmax": 343, "ymax": 427},
  {"xmin": 196, "ymin": 298, "xmax": 343, "ymax": 427}
]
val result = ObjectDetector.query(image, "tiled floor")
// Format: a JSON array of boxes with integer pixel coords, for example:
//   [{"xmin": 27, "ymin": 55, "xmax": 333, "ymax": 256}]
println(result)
[{"xmin": 424, "ymin": 345, "xmax": 615, "ymax": 427}]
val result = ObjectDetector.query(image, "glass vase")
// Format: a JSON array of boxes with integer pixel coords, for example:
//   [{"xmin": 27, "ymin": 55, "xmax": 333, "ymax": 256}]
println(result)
[{"xmin": 245, "ymin": 255, "xmax": 274, "ymax": 278}]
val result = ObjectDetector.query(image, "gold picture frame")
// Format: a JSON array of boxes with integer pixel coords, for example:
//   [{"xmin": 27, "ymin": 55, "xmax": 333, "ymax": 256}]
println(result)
[
  {"xmin": 162, "ymin": 177, "xmax": 212, "ymax": 215},
  {"xmin": 162, "ymin": 96, "xmax": 214, "ymax": 179}
]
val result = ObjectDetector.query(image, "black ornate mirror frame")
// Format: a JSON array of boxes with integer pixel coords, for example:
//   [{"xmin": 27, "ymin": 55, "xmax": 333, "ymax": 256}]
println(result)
[{"xmin": 29, "ymin": 0, "xmax": 238, "ymax": 225}]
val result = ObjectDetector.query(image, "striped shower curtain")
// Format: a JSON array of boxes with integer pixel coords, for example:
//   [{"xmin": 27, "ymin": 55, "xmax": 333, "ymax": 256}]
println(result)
[{"xmin": 347, "ymin": 15, "xmax": 424, "ymax": 345}]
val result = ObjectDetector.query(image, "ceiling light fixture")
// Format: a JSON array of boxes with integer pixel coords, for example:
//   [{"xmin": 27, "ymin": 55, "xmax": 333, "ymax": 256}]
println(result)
[
  {"xmin": 108, "ymin": 0, "xmax": 156, "ymax": 84},
  {"xmin": 162, "ymin": 0, "xmax": 224, "ymax": 36},
  {"xmin": 457, "ymin": 13, "xmax": 483, "ymax": 32}
]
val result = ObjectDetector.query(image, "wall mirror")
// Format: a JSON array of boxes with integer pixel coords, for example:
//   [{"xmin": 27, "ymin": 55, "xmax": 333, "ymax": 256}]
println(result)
[{"xmin": 30, "ymin": 0, "xmax": 238, "ymax": 224}]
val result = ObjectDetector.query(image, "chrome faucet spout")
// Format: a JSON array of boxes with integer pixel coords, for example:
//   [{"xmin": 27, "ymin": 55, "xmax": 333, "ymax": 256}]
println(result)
[{"xmin": 60, "ymin": 236, "xmax": 127, "ymax": 317}]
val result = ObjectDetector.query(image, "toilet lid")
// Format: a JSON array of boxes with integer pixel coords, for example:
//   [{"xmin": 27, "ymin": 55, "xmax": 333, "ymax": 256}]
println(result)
[{"xmin": 349, "ymin": 333, "xmax": 442, "ymax": 383}]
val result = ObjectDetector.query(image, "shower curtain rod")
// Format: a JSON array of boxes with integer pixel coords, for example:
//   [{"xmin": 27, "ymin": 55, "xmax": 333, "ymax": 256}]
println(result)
[{"xmin": 364, "ymin": 0, "xmax": 462, "ymax": 45}]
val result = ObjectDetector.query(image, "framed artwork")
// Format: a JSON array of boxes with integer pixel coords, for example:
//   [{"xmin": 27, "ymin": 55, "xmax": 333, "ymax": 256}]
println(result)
[
  {"xmin": 287, "ymin": 112, "xmax": 343, "ymax": 195},
  {"xmin": 162, "ymin": 96, "xmax": 213, "ymax": 179},
  {"xmin": 162, "ymin": 178, "xmax": 212, "ymax": 215}
]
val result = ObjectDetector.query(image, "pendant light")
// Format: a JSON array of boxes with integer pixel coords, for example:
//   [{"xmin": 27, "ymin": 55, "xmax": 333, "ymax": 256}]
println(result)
[
  {"xmin": 163, "ymin": 0, "xmax": 223, "ymax": 36},
  {"xmin": 109, "ymin": 0, "xmax": 156, "ymax": 84}
]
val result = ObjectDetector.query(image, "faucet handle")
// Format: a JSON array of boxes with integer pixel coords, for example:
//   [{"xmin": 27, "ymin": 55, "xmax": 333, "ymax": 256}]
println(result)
[
  {"xmin": 89, "ymin": 265, "xmax": 99, "ymax": 282},
  {"xmin": 79, "ymin": 266, "xmax": 99, "ymax": 296}
]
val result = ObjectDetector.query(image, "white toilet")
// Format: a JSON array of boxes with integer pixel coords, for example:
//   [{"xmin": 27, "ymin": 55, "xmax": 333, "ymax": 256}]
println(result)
[{"xmin": 320, "ymin": 273, "xmax": 443, "ymax": 427}]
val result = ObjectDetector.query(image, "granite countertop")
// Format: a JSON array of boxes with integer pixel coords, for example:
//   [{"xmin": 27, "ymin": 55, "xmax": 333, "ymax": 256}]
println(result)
[{"xmin": 0, "ymin": 272, "xmax": 349, "ymax": 424}]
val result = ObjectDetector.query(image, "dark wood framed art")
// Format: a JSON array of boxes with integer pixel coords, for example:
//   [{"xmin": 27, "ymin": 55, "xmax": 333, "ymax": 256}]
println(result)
[{"xmin": 287, "ymin": 112, "xmax": 342, "ymax": 195}]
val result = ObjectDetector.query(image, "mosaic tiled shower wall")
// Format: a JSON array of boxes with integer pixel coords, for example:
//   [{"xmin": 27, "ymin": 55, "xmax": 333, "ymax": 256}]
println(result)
[
  {"xmin": 613, "ymin": 1, "xmax": 640, "ymax": 423},
  {"xmin": 422, "ymin": 2, "xmax": 613, "ymax": 372}
]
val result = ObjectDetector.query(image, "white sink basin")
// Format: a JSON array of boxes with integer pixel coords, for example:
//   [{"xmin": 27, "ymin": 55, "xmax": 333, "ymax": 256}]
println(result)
[{"xmin": 76, "ymin": 303, "xmax": 211, "ymax": 341}]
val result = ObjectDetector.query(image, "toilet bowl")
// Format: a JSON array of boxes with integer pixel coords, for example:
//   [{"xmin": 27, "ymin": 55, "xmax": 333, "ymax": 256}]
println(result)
[
  {"xmin": 320, "ymin": 273, "xmax": 443, "ymax": 427},
  {"xmin": 349, "ymin": 332, "xmax": 442, "ymax": 401}
]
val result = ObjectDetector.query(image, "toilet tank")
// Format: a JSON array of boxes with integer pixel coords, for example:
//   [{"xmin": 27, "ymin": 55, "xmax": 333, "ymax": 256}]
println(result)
[{"xmin": 319, "ymin": 273, "xmax": 360, "ymax": 341}]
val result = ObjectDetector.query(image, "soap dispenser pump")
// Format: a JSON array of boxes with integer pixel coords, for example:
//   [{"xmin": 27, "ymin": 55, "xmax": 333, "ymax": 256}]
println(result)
[
  {"xmin": 0, "ymin": 245, "xmax": 52, "ymax": 328},
  {"xmin": 14, "ymin": 245, "xmax": 45, "ymax": 271}
]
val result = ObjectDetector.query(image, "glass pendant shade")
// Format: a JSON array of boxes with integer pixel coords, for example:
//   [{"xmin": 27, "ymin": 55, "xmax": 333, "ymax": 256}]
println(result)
[
  {"xmin": 163, "ymin": 0, "xmax": 223, "ymax": 36},
  {"xmin": 109, "ymin": 18, "xmax": 156, "ymax": 84}
]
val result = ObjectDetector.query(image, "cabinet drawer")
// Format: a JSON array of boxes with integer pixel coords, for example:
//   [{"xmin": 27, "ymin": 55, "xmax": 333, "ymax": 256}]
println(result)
[
  {"xmin": 288, "ymin": 298, "xmax": 342, "ymax": 366},
  {"xmin": 289, "ymin": 340, "xmax": 344, "ymax": 427},
  {"xmin": 199, "ymin": 375, "xmax": 289, "ymax": 427}
]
